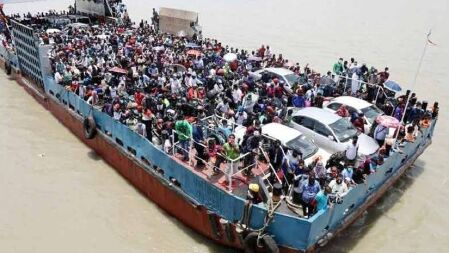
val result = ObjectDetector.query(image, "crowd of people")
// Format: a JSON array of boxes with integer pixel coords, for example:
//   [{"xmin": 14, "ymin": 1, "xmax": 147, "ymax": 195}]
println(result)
[{"xmin": 3, "ymin": 6, "xmax": 439, "ymax": 218}]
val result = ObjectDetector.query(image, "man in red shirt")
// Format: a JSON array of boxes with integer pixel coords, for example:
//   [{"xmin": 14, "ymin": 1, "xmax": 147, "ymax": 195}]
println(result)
[
  {"xmin": 134, "ymin": 90, "xmax": 144, "ymax": 106},
  {"xmin": 352, "ymin": 113, "xmax": 366, "ymax": 133},
  {"xmin": 258, "ymin": 45, "xmax": 266, "ymax": 58}
]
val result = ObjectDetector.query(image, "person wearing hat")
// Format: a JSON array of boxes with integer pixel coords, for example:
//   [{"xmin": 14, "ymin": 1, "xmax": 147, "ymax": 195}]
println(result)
[{"xmin": 247, "ymin": 183, "xmax": 262, "ymax": 204}]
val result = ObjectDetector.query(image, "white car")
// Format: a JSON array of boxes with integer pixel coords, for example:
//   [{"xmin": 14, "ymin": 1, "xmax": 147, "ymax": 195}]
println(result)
[
  {"xmin": 288, "ymin": 107, "xmax": 379, "ymax": 156},
  {"xmin": 249, "ymin": 67, "xmax": 300, "ymax": 94},
  {"xmin": 234, "ymin": 123, "xmax": 331, "ymax": 166},
  {"xmin": 323, "ymin": 96, "xmax": 384, "ymax": 133}
]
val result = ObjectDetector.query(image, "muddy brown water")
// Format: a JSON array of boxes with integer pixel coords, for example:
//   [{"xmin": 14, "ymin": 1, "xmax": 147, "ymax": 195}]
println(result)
[{"xmin": 1, "ymin": 0, "xmax": 448, "ymax": 252}]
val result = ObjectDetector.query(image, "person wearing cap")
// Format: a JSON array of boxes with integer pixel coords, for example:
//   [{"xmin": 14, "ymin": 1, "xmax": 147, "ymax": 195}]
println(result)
[{"xmin": 247, "ymin": 183, "xmax": 262, "ymax": 204}]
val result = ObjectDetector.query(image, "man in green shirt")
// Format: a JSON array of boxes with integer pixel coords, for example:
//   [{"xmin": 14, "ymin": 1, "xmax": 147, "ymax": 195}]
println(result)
[
  {"xmin": 222, "ymin": 134, "xmax": 240, "ymax": 187},
  {"xmin": 175, "ymin": 115, "xmax": 192, "ymax": 161},
  {"xmin": 333, "ymin": 58, "xmax": 344, "ymax": 76}
]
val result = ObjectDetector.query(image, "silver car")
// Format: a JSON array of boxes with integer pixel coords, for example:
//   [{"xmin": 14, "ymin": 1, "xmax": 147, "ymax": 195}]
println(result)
[
  {"xmin": 288, "ymin": 107, "xmax": 379, "ymax": 156},
  {"xmin": 249, "ymin": 67, "xmax": 299, "ymax": 94},
  {"xmin": 323, "ymin": 96, "xmax": 384, "ymax": 133}
]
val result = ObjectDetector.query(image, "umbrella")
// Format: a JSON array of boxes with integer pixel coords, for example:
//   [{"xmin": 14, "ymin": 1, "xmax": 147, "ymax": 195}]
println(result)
[
  {"xmin": 96, "ymin": 34, "xmax": 108, "ymax": 39},
  {"xmin": 177, "ymin": 30, "xmax": 186, "ymax": 37},
  {"xmin": 223, "ymin": 53, "xmax": 237, "ymax": 62},
  {"xmin": 46, "ymin": 28, "xmax": 61, "ymax": 34},
  {"xmin": 153, "ymin": 45, "xmax": 165, "ymax": 51},
  {"xmin": 185, "ymin": 42, "xmax": 200, "ymax": 48},
  {"xmin": 109, "ymin": 67, "xmax": 128, "ymax": 75},
  {"xmin": 248, "ymin": 55, "xmax": 262, "ymax": 62},
  {"xmin": 186, "ymin": 49, "xmax": 201, "ymax": 57},
  {"xmin": 169, "ymin": 64, "xmax": 186, "ymax": 74},
  {"xmin": 375, "ymin": 115, "xmax": 401, "ymax": 128},
  {"xmin": 384, "ymin": 80, "xmax": 402, "ymax": 93}
]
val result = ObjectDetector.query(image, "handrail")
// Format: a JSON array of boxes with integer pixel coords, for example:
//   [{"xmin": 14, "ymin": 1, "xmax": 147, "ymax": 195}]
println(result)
[{"xmin": 334, "ymin": 74, "xmax": 393, "ymax": 104}]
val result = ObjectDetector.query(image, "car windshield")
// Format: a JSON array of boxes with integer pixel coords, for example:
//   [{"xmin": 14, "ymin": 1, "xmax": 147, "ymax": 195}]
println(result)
[
  {"xmin": 329, "ymin": 118, "xmax": 358, "ymax": 142},
  {"xmin": 284, "ymin": 73, "xmax": 299, "ymax": 85},
  {"xmin": 285, "ymin": 135, "xmax": 318, "ymax": 159},
  {"xmin": 361, "ymin": 105, "xmax": 383, "ymax": 124}
]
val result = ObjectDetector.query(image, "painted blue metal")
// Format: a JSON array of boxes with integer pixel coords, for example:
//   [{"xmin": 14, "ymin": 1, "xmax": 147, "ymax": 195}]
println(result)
[{"xmin": 42, "ymin": 76, "xmax": 435, "ymax": 251}]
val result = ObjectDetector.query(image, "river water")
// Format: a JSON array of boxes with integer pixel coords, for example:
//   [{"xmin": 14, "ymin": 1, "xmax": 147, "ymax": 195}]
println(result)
[{"xmin": 1, "ymin": 0, "xmax": 448, "ymax": 252}]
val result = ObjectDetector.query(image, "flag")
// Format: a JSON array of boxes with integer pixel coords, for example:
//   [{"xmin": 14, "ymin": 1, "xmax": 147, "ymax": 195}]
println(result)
[{"xmin": 427, "ymin": 30, "xmax": 437, "ymax": 46}]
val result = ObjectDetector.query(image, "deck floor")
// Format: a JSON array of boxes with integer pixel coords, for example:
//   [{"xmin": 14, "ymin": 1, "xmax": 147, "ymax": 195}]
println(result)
[{"xmin": 172, "ymin": 148, "xmax": 271, "ymax": 194}]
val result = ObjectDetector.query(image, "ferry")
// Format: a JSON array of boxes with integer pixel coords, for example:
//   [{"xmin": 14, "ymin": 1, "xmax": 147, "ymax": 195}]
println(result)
[{"xmin": 0, "ymin": 1, "xmax": 438, "ymax": 252}]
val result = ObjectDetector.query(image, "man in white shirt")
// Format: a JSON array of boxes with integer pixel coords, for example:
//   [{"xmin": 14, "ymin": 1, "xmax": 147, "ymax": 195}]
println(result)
[
  {"xmin": 232, "ymin": 84, "xmax": 243, "ymax": 104},
  {"xmin": 235, "ymin": 108, "xmax": 248, "ymax": 125},
  {"xmin": 345, "ymin": 136, "xmax": 358, "ymax": 166},
  {"xmin": 54, "ymin": 71, "xmax": 63, "ymax": 84},
  {"xmin": 135, "ymin": 119, "xmax": 147, "ymax": 137},
  {"xmin": 328, "ymin": 175, "xmax": 349, "ymax": 197}
]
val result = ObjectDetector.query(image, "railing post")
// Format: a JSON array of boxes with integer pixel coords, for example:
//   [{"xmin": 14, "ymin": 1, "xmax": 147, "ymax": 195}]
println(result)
[
  {"xmin": 228, "ymin": 160, "xmax": 233, "ymax": 192},
  {"xmin": 172, "ymin": 132, "xmax": 175, "ymax": 156}
]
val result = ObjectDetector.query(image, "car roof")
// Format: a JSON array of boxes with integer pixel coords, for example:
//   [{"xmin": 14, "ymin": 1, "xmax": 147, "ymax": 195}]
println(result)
[
  {"xmin": 292, "ymin": 107, "xmax": 341, "ymax": 125},
  {"xmin": 262, "ymin": 123, "xmax": 301, "ymax": 144},
  {"xmin": 262, "ymin": 67, "xmax": 294, "ymax": 76},
  {"xmin": 330, "ymin": 96, "xmax": 372, "ymax": 110}
]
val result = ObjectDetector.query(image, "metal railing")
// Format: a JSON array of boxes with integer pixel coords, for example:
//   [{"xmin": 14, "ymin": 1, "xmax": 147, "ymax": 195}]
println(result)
[
  {"xmin": 334, "ymin": 74, "xmax": 393, "ymax": 104},
  {"xmin": 169, "ymin": 127, "xmax": 284, "ymax": 192}
]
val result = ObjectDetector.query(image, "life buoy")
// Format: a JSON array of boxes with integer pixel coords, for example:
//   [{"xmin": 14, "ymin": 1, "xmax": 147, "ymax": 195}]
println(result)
[
  {"xmin": 244, "ymin": 232, "xmax": 279, "ymax": 253},
  {"xmin": 83, "ymin": 116, "xmax": 97, "ymax": 139}
]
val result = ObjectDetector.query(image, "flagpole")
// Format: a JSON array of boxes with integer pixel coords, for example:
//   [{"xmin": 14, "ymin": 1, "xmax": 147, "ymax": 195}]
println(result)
[{"xmin": 393, "ymin": 30, "xmax": 430, "ymax": 144}]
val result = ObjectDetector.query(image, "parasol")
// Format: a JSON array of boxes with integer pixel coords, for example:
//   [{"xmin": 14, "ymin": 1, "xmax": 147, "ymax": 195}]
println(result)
[
  {"xmin": 109, "ymin": 67, "xmax": 128, "ymax": 75},
  {"xmin": 248, "ymin": 55, "xmax": 262, "ymax": 62},
  {"xmin": 384, "ymin": 80, "xmax": 402, "ymax": 93},
  {"xmin": 185, "ymin": 42, "xmax": 200, "ymax": 48},
  {"xmin": 223, "ymin": 52, "xmax": 237, "ymax": 62},
  {"xmin": 153, "ymin": 45, "xmax": 165, "ymax": 51},
  {"xmin": 96, "ymin": 34, "xmax": 108, "ymax": 40},
  {"xmin": 375, "ymin": 115, "xmax": 401, "ymax": 128},
  {"xmin": 46, "ymin": 28, "xmax": 61, "ymax": 34},
  {"xmin": 186, "ymin": 49, "xmax": 201, "ymax": 57}
]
